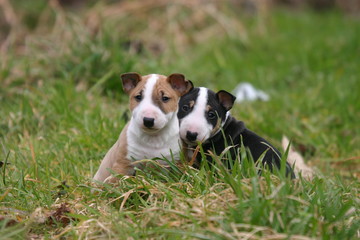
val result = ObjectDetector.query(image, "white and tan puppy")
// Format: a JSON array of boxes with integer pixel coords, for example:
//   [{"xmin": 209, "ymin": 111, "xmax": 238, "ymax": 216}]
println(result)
[{"xmin": 93, "ymin": 72, "xmax": 193, "ymax": 182}]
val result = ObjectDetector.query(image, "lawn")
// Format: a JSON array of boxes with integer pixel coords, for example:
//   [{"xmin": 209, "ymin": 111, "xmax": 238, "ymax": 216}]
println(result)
[{"xmin": 0, "ymin": 1, "xmax": 359, "ymax": 239}]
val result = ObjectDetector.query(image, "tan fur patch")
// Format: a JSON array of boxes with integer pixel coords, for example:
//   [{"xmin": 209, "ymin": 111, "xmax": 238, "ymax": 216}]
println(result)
[
  {"xmin": 94, "ymin": 124, "xmax": 134, "ymax": 182},
  {"xmin": 115, "ymin": 124, "xmax": 133, "ymax": 173},
  {"xmin": 105, "ymin": 125, "xmax": 135, "ymax": 182},
  {"xmin": 189, "ymin": 100, "xmax": 195, "ymax": 108},
  {"xmin": 128, "ymin": 76, "xmax": 147, "ymax": 111},
  {"xmin": 152, "ymin": 75, "xmax": 180, "ymax": 114},
  {"xmin": 205, "ymin": 105, "xmax": 222, "ymax": 136},
  {"xmin": 210, "ymin": 117, "xmax": 222, "ymax": 136}
]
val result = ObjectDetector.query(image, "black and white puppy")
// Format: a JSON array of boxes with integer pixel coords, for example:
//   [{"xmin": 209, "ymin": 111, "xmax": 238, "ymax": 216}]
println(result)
[{"xmin": 178, "ymin": 87, "xmax": 295, "ymax": 178}]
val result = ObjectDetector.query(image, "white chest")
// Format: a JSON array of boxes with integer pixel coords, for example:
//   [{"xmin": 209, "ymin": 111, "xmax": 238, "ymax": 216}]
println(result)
[{"xmin": 126, "ymin": 120, "xmax": 181, "ymax": 162}]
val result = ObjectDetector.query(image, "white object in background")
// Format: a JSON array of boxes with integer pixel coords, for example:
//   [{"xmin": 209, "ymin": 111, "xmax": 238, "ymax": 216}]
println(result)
[{"xmin": 233, "ymin": 82, "xmax": 270, "ymax": 103}]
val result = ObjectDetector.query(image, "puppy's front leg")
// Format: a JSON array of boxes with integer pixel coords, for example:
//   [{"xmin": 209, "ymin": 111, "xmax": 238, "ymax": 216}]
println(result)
[
  {"xmin": 93, "ymin": 139, "xmax": 120, "ymax": 182},
  {"xmin": 94, "ymin": 125, "xmax": 132, "ymax": 182},
  {"xmin": 103, "ymin": 158, "xmax": 135, "ymax": 183}
]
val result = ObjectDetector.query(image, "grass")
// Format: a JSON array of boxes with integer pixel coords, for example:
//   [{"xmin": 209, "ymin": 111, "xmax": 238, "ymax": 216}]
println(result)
[{"xmin": 1, "ymin": 2, "xmax": 359, "ymax": 239}]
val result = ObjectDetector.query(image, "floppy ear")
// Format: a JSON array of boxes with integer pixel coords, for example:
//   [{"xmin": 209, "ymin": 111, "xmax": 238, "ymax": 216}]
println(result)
[
  {"xmin": 167, "ymin": 73, "xmax": 194, "ymax": 96},
  {"xmin": 216, "ymin": 90, "xmax": 236, "ymax": 111},
  {"xmin": 121, "ymin": 72, "xmax": 142, "ymax": 94}
]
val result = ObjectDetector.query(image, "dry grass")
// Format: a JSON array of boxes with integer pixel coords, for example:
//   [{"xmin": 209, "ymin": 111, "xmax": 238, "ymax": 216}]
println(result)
[
  {"xmin": 26, "ymin": 176, "xmax": 314, "ymax": 239},
  {"xmin": 0, "ymin": 0, "xmax": 260, "ymax": 55},
  {"xmin": 0, "ymin": 0, "xmax": 265, "ymax": 92}
]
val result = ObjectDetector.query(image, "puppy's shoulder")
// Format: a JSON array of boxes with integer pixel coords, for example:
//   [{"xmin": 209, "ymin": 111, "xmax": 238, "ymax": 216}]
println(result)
[{"xmin": 226, "ymin": 115, "xmax": 246, "ymax": 133}]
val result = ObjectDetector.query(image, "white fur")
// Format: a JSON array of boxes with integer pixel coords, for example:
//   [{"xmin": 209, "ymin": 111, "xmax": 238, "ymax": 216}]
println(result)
[
  {"xmin": 127, "ymin": 74, "xmax": 181, "ymax": 163},
  {"xmin": 132, "ymin": 74, "xmax": 171, "ymax": 130},
  {"xmin": 179, "ymin": 87, "xmax": 213, "ymax": 144},
  {"xmin": 93, "ymin": 74, "xmax": 182, "ymax": 182},
  {"xmin": 127, "ymin": 112, "xmax": 180, "ymax": 163}
]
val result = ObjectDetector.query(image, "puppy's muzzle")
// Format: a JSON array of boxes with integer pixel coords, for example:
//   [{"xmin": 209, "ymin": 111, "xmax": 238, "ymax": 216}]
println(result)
[
  {"xmin": 186, "ymin": 131, "xmax": 198, "ymax": 142},
  {"xmin": 143, "ymin": 117, "xmax": 155, "ymax": 128}
]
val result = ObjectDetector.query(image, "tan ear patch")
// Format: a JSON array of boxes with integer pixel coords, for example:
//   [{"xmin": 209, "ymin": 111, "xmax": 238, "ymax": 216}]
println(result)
[
  {"xmin": 152, "ymin": 75, "xmax": 180, "ymax": 114},
  {"xmin": 167, "ymin": 73, "xmax": 193, "ymax": 96},
  {"xmin": 121, "ymin": 72, "xmax": 142, "ymax": 94},
  {"xmin": 128, "ymin": 80, "xmax": 147, "ymax": 111}
]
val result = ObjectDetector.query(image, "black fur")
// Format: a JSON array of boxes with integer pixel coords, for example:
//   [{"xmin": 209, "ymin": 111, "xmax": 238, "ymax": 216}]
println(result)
[
  {"xmin": 202, "ymin": 116, "xmax": 295, "ymax": 178},
  {"xmin": 178, "ymin": 88, "xmax": 199, "ymax": 121},
  {"xmin": 178, "ymin": 87, "xmax": 295, "ymax": 178}
]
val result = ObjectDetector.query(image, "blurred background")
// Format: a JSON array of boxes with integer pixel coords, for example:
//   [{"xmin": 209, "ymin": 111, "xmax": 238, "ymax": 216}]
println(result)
[
  {"xmin": 1, "ymin": 0, "xmax": 359, "ymax": 176},
  {"xmin": 1, "ymin": 0, "xmax": 359, "ymax": 90}
]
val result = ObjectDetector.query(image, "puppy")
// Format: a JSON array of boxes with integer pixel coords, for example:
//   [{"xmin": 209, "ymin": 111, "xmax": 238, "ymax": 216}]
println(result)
[
  {"xmin": 178, "ymin": 87, "xmax": 295, "ymax": 178},
  {"xmin": 94, "ymin": 73, "xmax": 193, "ymax": 182}
]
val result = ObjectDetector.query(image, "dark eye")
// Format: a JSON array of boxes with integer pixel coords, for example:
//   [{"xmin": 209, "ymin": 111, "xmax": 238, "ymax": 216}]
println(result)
[
  {"xmin": 208, "ymin": 111, "xmax": 216, "ymax": 119},
  {"xmin": 162, "ymin": 96, "xmax": 170, "ymax": 102},
  {"xmin": 134, "ymin": 94, "xmax": 142, "ymax": 102},
  {"xmin": 182, "ymin": 105, "xmax": 190, "ymax": 112}
]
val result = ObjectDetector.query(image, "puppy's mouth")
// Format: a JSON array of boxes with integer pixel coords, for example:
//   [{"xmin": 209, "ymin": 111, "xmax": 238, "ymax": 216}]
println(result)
[
  {"xmin": 141, "ymin": 127, "xmax": 162, "ymax": 134},
  {"xmin": 182, "ymin": 138, "xmax": 200, "ymax": 146}
]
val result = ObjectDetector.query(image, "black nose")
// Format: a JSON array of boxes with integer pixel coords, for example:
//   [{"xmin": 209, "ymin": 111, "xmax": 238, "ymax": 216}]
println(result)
[
  {"xmin": 186, "ymin": 131, "xmax": 198, "ymax": 142},
  {"xmin": 143, "ymin": 117, "xmax": 155, "ymax": 128}
]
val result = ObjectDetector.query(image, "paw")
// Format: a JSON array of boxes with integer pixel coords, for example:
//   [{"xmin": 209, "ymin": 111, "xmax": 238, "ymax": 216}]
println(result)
[{"xmin": 103, "ymin": 175, "xmax": 119, "ymax": 184}]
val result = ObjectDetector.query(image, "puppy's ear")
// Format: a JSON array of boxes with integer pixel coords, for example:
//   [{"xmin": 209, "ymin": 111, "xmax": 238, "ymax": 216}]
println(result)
[
  {"xmin": 187, "ymin": 80, "xmax": 194, "ymax": 92},
  {"xmin": 121, "ymin": 72, "xmax": 142, "ymax": 94},
  {"xmin": 167, "ymin": 73, "xmax": 194, "ymax": 96},
  {"xmin": 216, "ymin": 90, "xmax": 236, "ymax": 111}
]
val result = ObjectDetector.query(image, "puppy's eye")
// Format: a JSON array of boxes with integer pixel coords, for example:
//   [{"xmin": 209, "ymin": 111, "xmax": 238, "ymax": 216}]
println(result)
[
  {"xmin": 208, "ymin": 111, "xmax": 216, "ymax": 119},
  {"xmin": 162, "ymin": 96, "xmax": 170, "ymax": 102},
  {"xmin": 134, "ymin": 94, "xmax": 142, "ymax": 102},
  {"xmin": 182, "ymin": 105, "xmax": 190, "ymax": 112}
]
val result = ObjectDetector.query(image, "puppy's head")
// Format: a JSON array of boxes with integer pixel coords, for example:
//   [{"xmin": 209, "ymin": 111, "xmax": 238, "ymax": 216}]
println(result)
[
  {"xmin": 178, "ymin": 87, "xmax": 236, "ymax": 145},
  {"xmin": 122, "ymin": 72, "xmax": 193, "ymax": 134}
]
